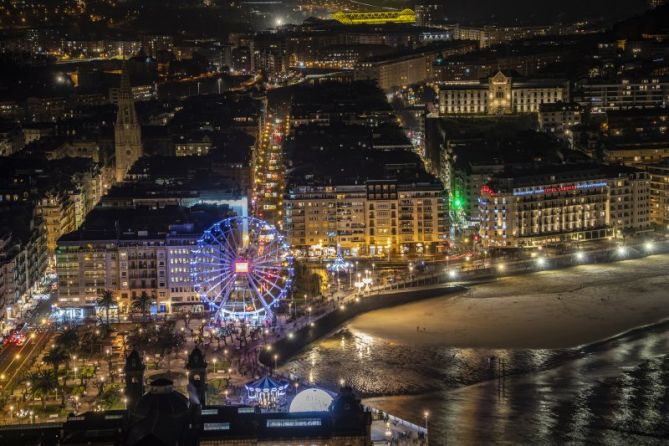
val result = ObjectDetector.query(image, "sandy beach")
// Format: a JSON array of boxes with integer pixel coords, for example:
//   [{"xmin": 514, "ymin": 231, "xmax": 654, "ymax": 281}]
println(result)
[{"xmin": 348, "ymin": 253, "xmax": 669, "ymax": 349}]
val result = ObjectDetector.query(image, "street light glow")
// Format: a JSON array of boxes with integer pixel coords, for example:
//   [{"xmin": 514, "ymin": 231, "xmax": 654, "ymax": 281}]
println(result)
[
  {"xmin": 617, "ymin": 246, "xmax": 626, "ymax": 256},
  {"xmin": 536, "ymin": 257, "xmax": 546, "ymax": 267},
  {"xmin": 576, "ymin": 251, "xmax": 585, "ymax": 261}
]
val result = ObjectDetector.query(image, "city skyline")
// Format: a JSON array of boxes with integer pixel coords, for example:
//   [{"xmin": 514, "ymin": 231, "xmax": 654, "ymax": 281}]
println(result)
[{"xmin": 1, "ymin": 1, "xmax": 669, "ymax": 445}]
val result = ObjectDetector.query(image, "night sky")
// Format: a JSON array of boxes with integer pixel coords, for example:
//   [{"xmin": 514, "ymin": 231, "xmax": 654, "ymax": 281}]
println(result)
[{"xmin": 431, "ymin": 0, "xmax": 649, "ymax": 23}]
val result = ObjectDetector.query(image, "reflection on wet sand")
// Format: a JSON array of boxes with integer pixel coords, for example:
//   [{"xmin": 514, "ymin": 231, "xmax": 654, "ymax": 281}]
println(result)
[{"xmin": 283, "ymin": 255, "xmax": 669, "ymax": 444}]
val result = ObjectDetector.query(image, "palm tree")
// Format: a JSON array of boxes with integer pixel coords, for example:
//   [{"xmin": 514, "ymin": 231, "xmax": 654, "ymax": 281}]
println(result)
[
  {"xmin": 57, "ymin": 328, "xmax": 79, "ymax": 351},
  {"xmin": 56, "ymin": 329, "xmax": 79, "ymax": 382},
  {"xmin": 133, "ymin": 291, "xmax": 152, "ymax": 322},
  {"xmin": 97, "ymin": 289, "xmax": 115, "ymax": 326},
  {"xmin": 43, "ymin": 346, "xmax": 69, "ymax": 379},
  {"xmin": 27, "ymin": 370, "xmax": 58, "ymax": 409}
]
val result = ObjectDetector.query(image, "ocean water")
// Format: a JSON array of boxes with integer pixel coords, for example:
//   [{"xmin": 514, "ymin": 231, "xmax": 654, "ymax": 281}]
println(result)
[{"xmin": 282, "ymin": 256, "xmax": 669, "ymax": 445}]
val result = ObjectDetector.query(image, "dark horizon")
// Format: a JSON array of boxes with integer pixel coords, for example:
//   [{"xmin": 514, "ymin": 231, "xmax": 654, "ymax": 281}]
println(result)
[{"xmin": 421, "ymin": 0, "xmax": 649, "ymax": 23}]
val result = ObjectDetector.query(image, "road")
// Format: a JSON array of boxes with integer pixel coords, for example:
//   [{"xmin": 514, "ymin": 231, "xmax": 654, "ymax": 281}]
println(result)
[
  {"xmin": 0, "ymin": 328, "xmax": 54, "ymax": 392},
  {"xmin": 0, "ymin": 291, "xmax": 58, "ymax": 395},
  {"xmin": 252, "ymin": 113, "xmax": 287, "ymax": 228}
]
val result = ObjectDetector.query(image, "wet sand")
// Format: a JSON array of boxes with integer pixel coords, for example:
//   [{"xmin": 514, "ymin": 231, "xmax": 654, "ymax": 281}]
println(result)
[
  {"xmin": 284, "ymin": 254, "xmax": 669, "ymax": 444},
  {"xmin": 348, "ymin": 254, "xmax": 669, "ymax": 349}
]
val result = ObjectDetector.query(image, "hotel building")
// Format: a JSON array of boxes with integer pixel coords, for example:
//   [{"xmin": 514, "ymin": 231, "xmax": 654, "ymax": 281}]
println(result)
[{"xmin": 479, "ymin": 165, "xmax": 651, "ymax": 247}]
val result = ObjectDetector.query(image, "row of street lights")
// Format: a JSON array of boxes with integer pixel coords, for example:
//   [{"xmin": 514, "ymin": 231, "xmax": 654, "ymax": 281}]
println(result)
[{"xmin": 445, "ymin": 241, "xmax": 657, "ymax": 279}]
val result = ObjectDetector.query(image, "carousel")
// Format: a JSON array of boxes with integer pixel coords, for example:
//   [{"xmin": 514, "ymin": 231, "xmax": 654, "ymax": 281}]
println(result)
[{"xmin": 244, "ymin": 376, "xmax": 289, "ymax": 408}]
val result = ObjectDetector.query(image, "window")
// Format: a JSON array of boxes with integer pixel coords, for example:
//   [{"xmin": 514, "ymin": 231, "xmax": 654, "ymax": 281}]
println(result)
[
  {"xmin": 203, "ymin": 423, "xmax": 230, "ymax": 431},
  {"xmin": 267, "ymin": 418, "xmax": 322, "ymax": 428}
]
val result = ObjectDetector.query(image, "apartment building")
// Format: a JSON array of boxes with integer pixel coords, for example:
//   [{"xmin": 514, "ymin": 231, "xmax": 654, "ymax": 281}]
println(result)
[
  {"xmin": 354, "ymin": 41, "xmax": 475, "ymax": 90},
  {"xmin": 648, "ymin": 162, "xmax": 669, "ymax": 228},
  {"xmin": 284, "ymin": 180, "xmax": 447, "ymax": 257},
  {"xmin": 577, "ymin": 76, "xmax": 669, "ymax": 113},
  {"xmin": 538, "ymin": 102, "xmax": 583, "ymax": 141},
  {"xmin": 0, "ymin": 204, "xmax": 48, "ymax": 333},
  {"xmin": 56, "ymin": 205, "xmax": 231, "ymax": 316}
]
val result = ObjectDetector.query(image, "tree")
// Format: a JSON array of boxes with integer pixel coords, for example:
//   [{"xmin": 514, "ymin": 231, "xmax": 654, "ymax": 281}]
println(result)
[
  {"xmin": 56, "ymin": 329, "xmax": 79, "ymax": 382},
  {"xmin": 97, "ymin": 289, "xmax": 115, "ymax": 326},
  {"xmin": 293, "ymin": 263, "xmax": 321, "ymax": 298},
  {"xmin": 57, "ymin": 328, "xmax": 79, "ymax": 351},
  {"xmin": 26, "ymin": 369, "xmax": 58, "ymax": 409},
  {"xmin": 154, "ymin": 321, "xmax": 185, "ymax": 370},
  {"xmin": 132, "ymin": 291, "xmax": 152, "ymax": 322},
  {"xmin": 43, "ymin": 346, "xmax": 69, "ymax": 379},
  {"xmin": 127, "ymin": 326, "xmax": 151, "ymax": 351}
]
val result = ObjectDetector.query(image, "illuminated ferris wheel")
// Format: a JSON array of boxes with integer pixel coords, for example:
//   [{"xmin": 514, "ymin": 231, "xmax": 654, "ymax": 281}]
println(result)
[{"xmin": 192, "ymin": 217, "xmax": 293, "ymax": 323}]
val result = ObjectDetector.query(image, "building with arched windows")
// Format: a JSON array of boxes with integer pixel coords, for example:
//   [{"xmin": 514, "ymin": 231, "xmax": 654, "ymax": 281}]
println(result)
[{"xmin": 439, "ymin": 71, "xmax": 569, "ymax": 115}]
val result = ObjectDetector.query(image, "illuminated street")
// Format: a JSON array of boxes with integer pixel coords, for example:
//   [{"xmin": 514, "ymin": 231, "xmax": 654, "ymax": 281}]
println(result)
[
  {"xmin": 252, "ymin": 114, "xmax": 287, "ymax": 229},
  {"xmin": 1, "ymin": 0, "xmax": 669, "ymax": 444}
]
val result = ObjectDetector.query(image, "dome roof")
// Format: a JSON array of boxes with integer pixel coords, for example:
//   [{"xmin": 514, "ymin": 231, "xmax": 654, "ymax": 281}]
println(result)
[
  {"xmin": 289, "ymin": 388, "xmax": 335, "ymax": 413},
  {"xmin": 132, "ymin": 378, "xmax": 189, "ymax": 420}
]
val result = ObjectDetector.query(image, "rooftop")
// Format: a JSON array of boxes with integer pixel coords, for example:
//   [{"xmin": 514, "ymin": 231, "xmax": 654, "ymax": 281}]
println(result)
[{"xmin": 57, "ymin": 204, "xmax": 232, "ymax": 243}]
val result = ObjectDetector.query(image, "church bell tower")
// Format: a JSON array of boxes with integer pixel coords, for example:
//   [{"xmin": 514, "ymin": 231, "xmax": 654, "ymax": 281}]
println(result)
[
  {"xmin": 114, "ymin": 63, "xmax": 143, "ymax": 182},
  {"xmin": 124, "ymin": 349, "xmax": 145, "ymax": 411}
]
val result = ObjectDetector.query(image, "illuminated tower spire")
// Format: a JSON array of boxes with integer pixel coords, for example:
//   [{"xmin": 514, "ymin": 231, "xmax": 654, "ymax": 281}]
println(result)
[{"xmin": 114, "ymin": 63, "xmax": 142, "ymax": 183}]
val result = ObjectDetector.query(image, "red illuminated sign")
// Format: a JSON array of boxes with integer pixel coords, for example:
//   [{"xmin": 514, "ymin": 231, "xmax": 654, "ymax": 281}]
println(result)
[
  {"xmin": 544, "ymin": 184, "xmax": 576, "ymax": 194},
  {"xmin": 480, "ymin": 185, "xmax": 496, "ymax": 196}
]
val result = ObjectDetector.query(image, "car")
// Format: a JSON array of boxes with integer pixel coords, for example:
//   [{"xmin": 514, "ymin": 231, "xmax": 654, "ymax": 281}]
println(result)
[{"xmin": 3, "ymin": 323, "xmax": 28, "ymax": 346}]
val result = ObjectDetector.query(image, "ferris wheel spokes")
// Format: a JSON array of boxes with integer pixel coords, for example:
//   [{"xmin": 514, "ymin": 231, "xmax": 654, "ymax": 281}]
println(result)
[{"xmin": 192, "ymin": 216, "xmax": 293, "ymax": 324}]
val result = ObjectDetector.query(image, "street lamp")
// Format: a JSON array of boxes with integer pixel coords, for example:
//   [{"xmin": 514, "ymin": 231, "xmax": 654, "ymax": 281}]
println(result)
[
  {"xmin": 212, "ymin": 358, "xmax": 218, "ymax": 373},
  {"xmin": 273, "ymin": 354, "xmax": 278, "ymax": 370},
  {"xmin": 424, "ymin": 410, "xmax": 430, "ymax": 442}
]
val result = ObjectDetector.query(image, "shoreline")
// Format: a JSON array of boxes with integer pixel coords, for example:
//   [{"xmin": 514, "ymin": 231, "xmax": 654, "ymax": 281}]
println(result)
[
  {"xmin": 258, "ymin": 284, "xmax": 466, "ymax": 367},
  {"xmin": 352, "ymin": 315, "xmax": 669, "ymax": 399},
  {"xmin": 265, "ymin": 247, "xmax": 669, "ymax": 366},
  {"xmin": 280, "ymin": 254, "xmax": 669, "ymax": 400}
]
